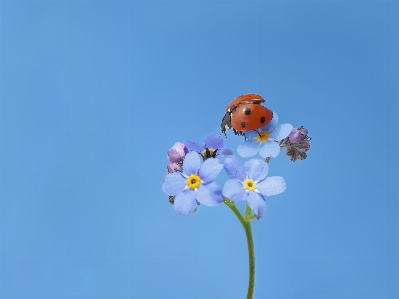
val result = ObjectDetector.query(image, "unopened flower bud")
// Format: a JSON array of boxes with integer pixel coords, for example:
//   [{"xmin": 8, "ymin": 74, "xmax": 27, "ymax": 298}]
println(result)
[
  {"xmin": 280, "ymin": 126, "xmax": 311, "ymax": 162},
  {"xmin": 288, "ymin": 126, "xmax": 309, "ymax": 143},
  {"xmin": 288, "ymin": 130, "xmax": 302, "ymax": 143},
  {"xmin": 167, "ymin": 142, "xmax": 188, "ymax": 163},
  {"xmin": 167, "ymin": 162, "xmax": 182, "ymax": 173},
  {"xmin": 299, "ymin": 127, "xmax": 308, "ymax": 135}
]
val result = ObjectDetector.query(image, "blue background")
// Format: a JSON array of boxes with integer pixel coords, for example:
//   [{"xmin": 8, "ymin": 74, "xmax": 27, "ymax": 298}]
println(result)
[{"xmin": 1, "ymin": 1, "xmax": 398, "ymax": 298}]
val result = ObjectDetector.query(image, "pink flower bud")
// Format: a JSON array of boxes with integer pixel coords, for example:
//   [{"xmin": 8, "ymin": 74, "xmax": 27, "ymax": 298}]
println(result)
[
  {"xmin": 167, "ymin": 142, "xmax": 188, "ymax": 163},
  {"xmin": 288, "ymin": 129, "xmax": 301, "ymax": 143},
  {"xmin": 299, "ymin": 127, "xmax": 308, "ymax": 135},
  {"xmin": 167, "ymin": 162, "xmax": 182, "ymax": 173}
]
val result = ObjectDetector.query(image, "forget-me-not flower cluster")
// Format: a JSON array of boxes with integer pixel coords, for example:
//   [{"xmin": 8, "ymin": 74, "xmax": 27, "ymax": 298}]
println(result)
[
  {"xmin": 161, "ymin": 96, "xmax": 312, "ymax": 299},
  {"xmin": 162, "ymin": 119, "xmax": 308, "ymax": 218}
]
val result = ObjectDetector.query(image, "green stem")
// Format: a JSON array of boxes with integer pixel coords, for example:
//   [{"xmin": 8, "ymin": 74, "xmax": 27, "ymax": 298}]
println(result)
[{"xmin": 224, "ymin": 199, "xmax": 255, "ymax": 299}]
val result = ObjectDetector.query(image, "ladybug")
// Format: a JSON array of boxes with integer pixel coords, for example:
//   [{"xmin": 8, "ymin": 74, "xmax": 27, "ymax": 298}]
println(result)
[{"xmin": 220, "ymin": 94, "xmax": 273, "ymax": 135}]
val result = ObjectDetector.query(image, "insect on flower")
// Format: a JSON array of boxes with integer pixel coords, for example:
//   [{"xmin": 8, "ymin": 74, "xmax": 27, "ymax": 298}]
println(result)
[{"xmin": 220, "ymin": 94, "xmax": 274, "ymax": 136}]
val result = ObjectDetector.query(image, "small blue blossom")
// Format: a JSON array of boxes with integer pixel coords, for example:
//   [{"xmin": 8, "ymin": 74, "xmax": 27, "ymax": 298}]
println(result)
[
  {"xmin": 222, "ymin": 156, "xmax": 286, "ymax": 219},
  {"xmin": 162, "ymin": 151, "xmax": 224, "ymax": 216},
  {"xmin": 184, "ymin": 133, "xmax": 233, "ymax": 160},
  {"xmin": 237, "ymin": 113, "xmax": 293, "ymax": 159}
]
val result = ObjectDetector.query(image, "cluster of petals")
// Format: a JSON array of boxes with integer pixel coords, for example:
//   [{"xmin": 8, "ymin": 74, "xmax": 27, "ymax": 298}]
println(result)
[
  {"xmin": 222, "ymin": 156, "xmax": 286, "ymax": 219},
  {"xmin": 237, "ymin": 113, "xmax": 293, "ymax": 159},
  {"xmin": 162, "ymin": 117, "xmax": 301, "ymax": 217},
  {"xmin": 184, "ymin": 133, "xmax": 233, "ymax": 160},
  {"xmin": 162, "ymin": 151, "xmax": 224, "ymax": 216},
  {"xmin": 280, "ymin": 126, "xmax": 311, "ymax": 162}
]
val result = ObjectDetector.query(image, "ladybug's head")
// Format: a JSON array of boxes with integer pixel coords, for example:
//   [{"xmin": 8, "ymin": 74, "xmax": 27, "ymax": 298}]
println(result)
[{"xmin": 220, "ymin": 111, "xmax": 232, "ymax": 135}]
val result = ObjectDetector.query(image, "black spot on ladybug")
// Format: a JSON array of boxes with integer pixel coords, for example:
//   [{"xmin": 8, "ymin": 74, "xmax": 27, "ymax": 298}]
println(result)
[
  {"xmin": 241, "ymin": 122, "xmax": 246, "ymax": 128},
  {"xmin": 260, "ymin": 116, "xmax": 266, "ymax": 123},
  {"xmin": 244, "ymin": 108, "xmax": 251, "ymax": 115}
]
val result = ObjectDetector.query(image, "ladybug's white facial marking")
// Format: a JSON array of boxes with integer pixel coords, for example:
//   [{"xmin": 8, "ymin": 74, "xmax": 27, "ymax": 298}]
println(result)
[
  {"xmin": 227, "ymin": 105, "xmax": 235, "ymax": 113},
  {"xmin": 221, "ymin": 111, "xmax": 232, "ymax": 133}
]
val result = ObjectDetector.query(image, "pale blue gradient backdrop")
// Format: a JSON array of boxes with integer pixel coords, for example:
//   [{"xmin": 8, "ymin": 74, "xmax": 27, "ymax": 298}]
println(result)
[{"xmin": 0, "ymin": 1, "xmax": 398, "ymax": 299}]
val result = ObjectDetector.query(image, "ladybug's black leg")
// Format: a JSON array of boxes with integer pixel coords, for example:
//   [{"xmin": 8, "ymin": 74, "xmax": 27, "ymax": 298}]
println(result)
[{"xmin": 254, "ymin": 129, "xmax": 262, "ymax": 138}]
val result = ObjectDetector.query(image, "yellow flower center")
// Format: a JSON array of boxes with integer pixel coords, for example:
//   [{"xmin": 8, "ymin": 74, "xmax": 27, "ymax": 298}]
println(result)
[
  {"xmin": 243, "ymin": 179, "xmax": 256, "ymax": 191},
  {"xmin": 256, "ymin": 131, "xmax": 269, "ymax": 143},
  {"xmin": 186, "ymin": 174, "xmax": 201, "ymax": 189}
]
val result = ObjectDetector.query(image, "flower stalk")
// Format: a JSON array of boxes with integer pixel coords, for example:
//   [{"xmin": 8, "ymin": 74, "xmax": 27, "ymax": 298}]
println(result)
[
  {"xmin": 224, "ymin": 199, "xmax": 256, "ymax": 299},
  {"xmin": 162, "ymin": 109, "xmax": 311, "ymax": 298}
]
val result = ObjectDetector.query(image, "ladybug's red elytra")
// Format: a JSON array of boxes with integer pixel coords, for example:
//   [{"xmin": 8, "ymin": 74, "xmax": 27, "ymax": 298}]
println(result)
[{"xmin": 220, "ymin": 94, "xmax": 273, "ymax": 135}]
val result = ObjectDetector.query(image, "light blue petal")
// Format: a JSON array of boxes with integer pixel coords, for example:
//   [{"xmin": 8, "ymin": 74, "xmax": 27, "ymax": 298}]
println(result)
[
  {"xmin": 223, "ymin": 179, "xmax": 247, "ymax": 202},
  {"xmin": 270, "ymin": 123, "xmax": 294, "ymax": 141},
  {"xmin": 263, "ymin": 112, "xmax": 278, "ymax": 132},
  {"xmin": 244, "ymin": 159, "xmax": 269, "ymax": 182},
  {"xmin": 244, "ymin": 131, "xmax": 258, "ymax": 139},
  {"xmin": 223, "ymin": 156, "xmax": 246, "ymax": 181},
  {"xmin": 182, "ymin": 151, "xmax": 201, "ymax": 175},
  {"xmin": 183, "ymin": 140, "xmax": 204, "ymax": 152},
  {"xmin": 162, "ymin": 172, "xmax": 186, "ymax": 196},
  {"xmin": 173, "ymin": 189, "xmax": 198, "ymax": 216},
  {"xmin": 256, "ymin": 176, "xmax": 286, "ymax": 196},
  {"xmin": 237, "ymin": 140, "xmax": 259, "ymax": 158},
  {"xmin": 221, "ymin": 148, "xmax": 234, "ymax": 156},
  {"xmin": 205, "ymin": 133, "xmax": 224, "ymax": 149},
  {"xmin": 246, "ymin": 192, "xmax": 266, "ymax": 219},
  {"xmin": 196, "ymin": 182, "xmax": 223, "ymax": 206},
  {"xmin": 198, "ymin": 158, "xmax": 223, "ymax": 184},
  {"xmin": 258, "ymin": 140, "xmax": 280, "ymax": 158},
  {"xmin": 205, "ymin": 181, "xmax": 224, "ymax": 198}
]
